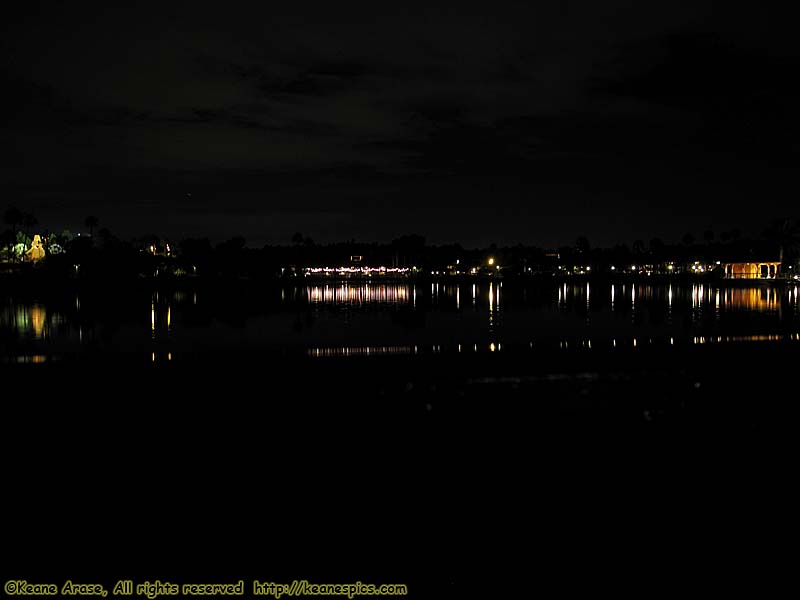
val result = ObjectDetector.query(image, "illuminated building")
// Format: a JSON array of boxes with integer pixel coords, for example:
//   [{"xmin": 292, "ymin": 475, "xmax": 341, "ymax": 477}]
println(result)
[{"xmin": 723, "ymin": 261, "xmax": 781, "ymax": 279}]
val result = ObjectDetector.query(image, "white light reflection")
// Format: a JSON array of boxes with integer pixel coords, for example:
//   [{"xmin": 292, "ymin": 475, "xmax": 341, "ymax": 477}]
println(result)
[
  {"xmin": 307, "ymin": 284, "xmax": 410, "ymax": 304},
  {"xmin": 307, "ymin": 346, "xmax": 413, "ymax": 358},
  {"xmin": 488, "ymin": 282, "xmax": 495, "ymax": 333}
]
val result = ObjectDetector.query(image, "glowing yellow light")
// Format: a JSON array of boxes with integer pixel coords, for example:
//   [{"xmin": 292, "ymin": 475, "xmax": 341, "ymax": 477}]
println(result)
[
  {"xmin": 488, "ymin": 258, "xmax": 495, "ymax": 266},
  {"xmin": 490, "ymin": 342, "xmax": 496, "ymax": 352}
]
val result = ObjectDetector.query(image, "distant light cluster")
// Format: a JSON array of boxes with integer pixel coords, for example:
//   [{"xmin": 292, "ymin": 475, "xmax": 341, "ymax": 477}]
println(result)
[{"xmin": 303, "ymin": 266, "xmax": 413, "ymax": 276}]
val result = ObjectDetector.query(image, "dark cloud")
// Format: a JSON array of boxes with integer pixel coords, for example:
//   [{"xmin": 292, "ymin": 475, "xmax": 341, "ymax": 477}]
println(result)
[{"xmin": 592, "ymin": 33, "xmax": 800, "ymax": 160}]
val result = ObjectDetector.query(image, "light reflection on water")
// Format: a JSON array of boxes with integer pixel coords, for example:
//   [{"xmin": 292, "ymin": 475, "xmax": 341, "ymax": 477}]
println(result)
[
  {"xmin": 306, "ymin": 334, "xmax": 799, "ymax": 358},
  {"xmin": 1, "ymin": 282, "xmax": 799, "ymax": 360},
  {"xmin": 308, "ymin": 345, "xmax": 413, "ymax": 357},
  {"xmin": 307, "ymin": 284, "xmax": 410, "ymax": 304},
  {"xmin": 1, "ymin": 303, "xmax": 62, "ymax": 341}
]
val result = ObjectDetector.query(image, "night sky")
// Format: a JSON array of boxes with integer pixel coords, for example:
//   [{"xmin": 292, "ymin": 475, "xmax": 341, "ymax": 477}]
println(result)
[{"xmin": 3, "ymin": 1, "xmax": 798, "ymax": 248}]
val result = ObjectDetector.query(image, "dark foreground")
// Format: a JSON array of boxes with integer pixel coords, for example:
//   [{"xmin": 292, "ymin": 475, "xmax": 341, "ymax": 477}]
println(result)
[{"xmin": 3, "ymin": 343, "xmax": 798, "ymax": 597}]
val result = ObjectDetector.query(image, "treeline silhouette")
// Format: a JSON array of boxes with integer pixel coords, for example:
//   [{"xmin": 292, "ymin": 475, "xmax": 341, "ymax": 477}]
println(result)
[{"xmin": 2, "ymin": 206, "xmax": 798, "ymax": 281}]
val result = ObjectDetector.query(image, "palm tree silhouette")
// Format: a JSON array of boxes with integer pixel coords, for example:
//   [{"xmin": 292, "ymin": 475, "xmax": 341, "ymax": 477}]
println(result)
[
  {"xmin": 762, "ymin": 218, "xmax": 800, "ymax": 275},
  {"xmin": 22, "ymin": 212, "xmax": 38, "ymax": 242}
]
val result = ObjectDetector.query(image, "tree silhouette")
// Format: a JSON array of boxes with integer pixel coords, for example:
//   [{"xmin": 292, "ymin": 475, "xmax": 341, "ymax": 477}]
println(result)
[
  {"xmin": 391, "ymin": 234, "xmax": 426, "ymax": 266},
  {"xmin": 3, "ymin": 206, "xmax": 23, "ymax": 261},
  {"xmin": 0, "ymin": 229, "xmax": 14, "ymax": 261},
  {"xmin": 649, "ymin": 238, "xmax": 665, "ymax": 258},
  {"xmin": 85, "ymin": 216, "xmax": 99, "ymax": 237},
  {"xmin": 575, "ymin": 236, "xmax": 591, "ymax": 254},
  {"xmin": 97, "ymin": 228, "xmax": 116, "ymax": 250},
  {"xmin": 632, "ymin": 239, "xmax": 645, "ymax": 255},
  {"xmin": 22, "ymin": 212, "xmax": 38, "ymax": 242},
  {"xmin": 291, "ymin": 232, "xmax": 304, "ymax": 245},
  {"xmin": 762, "ymin": 218, "xmax": 800, "ymax": 272},
  {"xmin": 703, "ymin": 229, "xmax": 715, "ymax": 243},
  {"xmin": 682, "ymin": 233, "xmax": 695, "ymax": 246}
]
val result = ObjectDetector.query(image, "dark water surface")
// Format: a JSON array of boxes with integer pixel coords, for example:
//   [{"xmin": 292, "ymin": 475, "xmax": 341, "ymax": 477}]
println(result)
[
  {"xmin": 2, "ymin": 281, "xmax": 798, "ymax": 361},
  {"xmin": 3, "ymin": 280, "xmax": 797, "ymax": 595}
]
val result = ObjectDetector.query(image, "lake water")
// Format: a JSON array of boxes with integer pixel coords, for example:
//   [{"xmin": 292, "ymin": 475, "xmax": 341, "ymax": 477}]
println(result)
[
  {"xmin": 2, "ymin": 280, "xmax": 798, "ymax": 362},
  {"xmin": 5, "ymin": 280, "xmax": 798, "ymax": 592}
]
